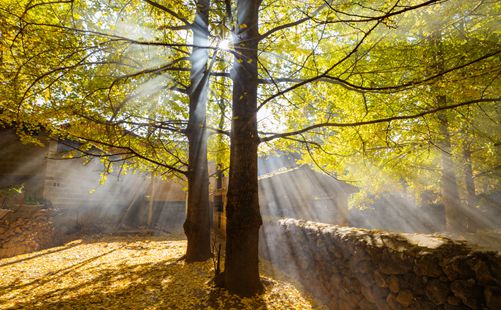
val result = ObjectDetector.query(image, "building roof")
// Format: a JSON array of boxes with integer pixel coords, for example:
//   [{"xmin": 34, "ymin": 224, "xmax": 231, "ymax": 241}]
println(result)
[{"xmin": 258, "ymin": 165, "xmax": 358, "ymax": 195}]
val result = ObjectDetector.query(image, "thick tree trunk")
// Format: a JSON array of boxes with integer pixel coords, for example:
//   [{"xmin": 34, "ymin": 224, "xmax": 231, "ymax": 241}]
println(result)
[
  {"xmin": 184, "ymin": 0, "xmax": 211, "ymax": 262},
  {"xmin": 437, "ymin": 97, "xmax": 463, "ymax": 232},
  {"xmin": 223, "ymin": 0, "xmax": 263, "ymax": 296}
]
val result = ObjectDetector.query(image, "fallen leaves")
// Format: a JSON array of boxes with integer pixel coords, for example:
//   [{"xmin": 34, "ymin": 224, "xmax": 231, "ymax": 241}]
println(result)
[{"xmin": 0, "ymin": 235, "xmax": 315, "ymax": 309}]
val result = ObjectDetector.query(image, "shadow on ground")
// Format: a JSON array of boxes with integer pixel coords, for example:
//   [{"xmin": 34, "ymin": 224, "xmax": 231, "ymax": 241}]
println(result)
[{"xmin": 0, "ymin": 236, "xmax": 276, "ymax": 310}]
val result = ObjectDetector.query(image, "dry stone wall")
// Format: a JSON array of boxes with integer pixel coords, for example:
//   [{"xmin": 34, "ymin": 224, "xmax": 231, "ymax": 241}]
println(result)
[
  {"xmin": 0, "ymin": 206, "xmax": 56, "ymax": 258},
  {"xmin": 260, "ymin": 219, "xmax": 501, "ymax": 310}
]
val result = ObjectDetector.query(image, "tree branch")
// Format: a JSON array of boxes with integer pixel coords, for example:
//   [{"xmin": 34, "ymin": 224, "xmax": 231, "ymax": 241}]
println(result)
[
  {"xmin": 142, "ymin": 0, "xmax": 191, "ymax": 26},
  {"xmin": 319, "ymin": 0, "xmax": 441, "ymax": 25},
  {"xmin": 67, "ymin": 133, "xmax": 188, "ymax": 175},
  {"xmin": 259, "ymin": 2, "xmax": 329, "ymax": 40},
  {"xmin": 259, "ymin": 98, "xmax": 501, "ymax": 143},
  {"xmin": 257, "ymin": 17, "xmax": 383, "ymax": 111}
]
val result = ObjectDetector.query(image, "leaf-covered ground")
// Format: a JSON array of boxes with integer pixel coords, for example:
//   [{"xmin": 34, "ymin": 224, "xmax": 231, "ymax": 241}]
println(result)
[{"xmin": 0, "ymin": 235, "xmax": 316, "ymax": 309}]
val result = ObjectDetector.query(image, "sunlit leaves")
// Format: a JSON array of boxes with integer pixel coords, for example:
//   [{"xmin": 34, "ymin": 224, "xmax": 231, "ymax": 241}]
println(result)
[
  {"xmin": 1, "ymin": 0, "xmax": 198, "ymax": 178},
  {"xmin": 256, "ymin": 0, "xmax": 500, "ymax": 207},
  {"xmin": 1, "ymin": 0, "xmax": 499, "ymax": 202}
]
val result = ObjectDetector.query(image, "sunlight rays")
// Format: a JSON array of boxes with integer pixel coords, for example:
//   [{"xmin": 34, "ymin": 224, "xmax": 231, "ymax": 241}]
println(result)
[{"xmin": 219, "ymin": 39, "xmax": 231, "ymax": 51}]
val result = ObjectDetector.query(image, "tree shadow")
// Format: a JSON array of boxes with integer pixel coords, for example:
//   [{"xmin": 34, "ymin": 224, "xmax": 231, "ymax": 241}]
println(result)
[
  {"xmin": 0, "ymin": 233, "xmax": 186, "ymax": 265},
  {"xmin": 0, "ymin": 241, "xmax": 84, "ymax": 268},
  {"xmin": 1, "ymin": 236, "xmax": 273, "ymax": 310},
  {"xmin": 5, "ymin": 260, "xmax": 271, "ymax": 309},
  {"xmin": 206, "ymin": 282, "xmax": 270, "ymax": 310},
  {"xmin": 0, "ymin": 234, "xmax": 185, "ymax": 254},
  {"xmin": 0, "ymin": 246, "xmax": 122, "ymax": 293}
]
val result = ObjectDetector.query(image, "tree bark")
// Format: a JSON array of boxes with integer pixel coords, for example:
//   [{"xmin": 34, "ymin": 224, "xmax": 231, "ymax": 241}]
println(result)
[
  {"xmin": 184, "ymin": 0, "xmax": 211, "ymax": 262},
  {"xmin": 214, "ymin": 78, "xmax": 227, "ymax": 230},
  {"xmin": 437, "ymin": 98, "xmax": 463, "ymax": 232},
  {"xmin": 463, "ymin": 143, "xmax": 476, "ymax": 231},
  {"xmin": 463, "ymin": 144, "xmax": 476, "ymax": 209},
  {"xmin": 222, "ymin": 0, "xmax": 263, "ymax": 296},
  {"xmin": 214, "ymin": 164, "xmax": 224, "ymax": 227},
  {"xmin": 147, "ymin": 176, "xmax": 154, "ymax": 227}
]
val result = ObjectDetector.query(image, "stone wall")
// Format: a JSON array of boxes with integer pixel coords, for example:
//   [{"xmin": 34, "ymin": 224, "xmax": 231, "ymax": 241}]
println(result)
[
  {"xmin": 260, "ymin": 219, "xmax": 501, "ymax": 309},
  {"xmin": 0, "ymin": 206, "xmax": 56, "ymax": 258}
]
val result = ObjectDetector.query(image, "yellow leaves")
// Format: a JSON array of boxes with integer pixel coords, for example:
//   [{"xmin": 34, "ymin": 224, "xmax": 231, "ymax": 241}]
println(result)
[
  {"xmin": 99, "ymin": 172, "xmax": 107, "ymax": 185},
  {"xmin": 43, "ymin": 88, "xmax": 51, "ymax": 101},
  {"xmin": 239, "ymin": 24, "xmax": 248, "ymax": 29},
  {"xmin": 236, "ymin": 58, "xmax": 253, "ymax": 64},
  {"xmin": 63, "ymin": 83, "xmax": 73, "ymax": 93},
  {"xmin": 0, "ymin": 236, "xmax": 314, "ymax": 309},
  {"xmin": 215, "ymin": 23, "xmax": 229, "ymax": 40}
]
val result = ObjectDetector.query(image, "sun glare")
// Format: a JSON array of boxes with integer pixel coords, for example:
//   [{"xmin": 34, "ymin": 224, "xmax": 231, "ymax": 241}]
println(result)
[{"xmin": 219, "ymin": 39, "xmax": 230, "ymax": 50}]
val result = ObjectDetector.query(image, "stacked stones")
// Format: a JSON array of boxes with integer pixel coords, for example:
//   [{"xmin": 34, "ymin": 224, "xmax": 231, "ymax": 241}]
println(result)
[
  {"xmin": 0, "ymin": 207, "xmax": 55, "ymax": 258},
  {"xmin": 261, "ymin": 219, "xmax": 501, "ymax": 310}
]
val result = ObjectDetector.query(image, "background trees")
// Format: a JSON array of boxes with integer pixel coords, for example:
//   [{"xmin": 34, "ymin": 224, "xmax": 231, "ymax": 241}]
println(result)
[{"xmin": 283, "ymin": 0, "xmax": 501, "ymax": 233}]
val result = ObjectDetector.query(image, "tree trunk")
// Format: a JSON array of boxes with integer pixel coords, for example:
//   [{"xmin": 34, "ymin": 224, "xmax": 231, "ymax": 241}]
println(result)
[
  {"xmin": 431, "ymin": 32, "xmax": 465, "ymax": 233},
  {"xmin": 214, "ymin": 77, "xmax": 227, "ymax": 230},
  {"xmin": 437, "ymin": 97, "xmax": 463, "ymax": 232},
  {"xmin": 184, "ymin": 0, "xmax": 211, "ymax": 262},
  {"xmin": 463, "ymin": 143, "xmax": 476, "ymax": 231},
  {"xmin": 222, "ymin": 0, "xmax": 263, "ymax": 296},
  {"xmin": 214, "ymin": 165, "xmax": 224, "ymax": 228},
  {"xmin": 463, "ymin": 144, "xmax": 476, "ymax": 209},
  {"xmin": 147, "ymin": 176, "xmax": 154, "ymax": 227}
]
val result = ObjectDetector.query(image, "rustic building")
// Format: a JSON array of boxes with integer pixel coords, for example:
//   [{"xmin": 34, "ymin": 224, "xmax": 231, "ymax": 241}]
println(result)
[
  {"xmin": 211, "ymin": 163, "xmax": 358, "ymax": 234},
  {"xmin": 258, "ymin": 165, "xmax": 358, "ymax": 225},
  {"xmin": 0, "ymin": 126, "xmax": 187, "ymax": 237}
]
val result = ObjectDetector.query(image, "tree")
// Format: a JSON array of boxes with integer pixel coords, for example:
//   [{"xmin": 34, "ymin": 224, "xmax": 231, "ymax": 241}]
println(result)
[
  {"xmin": 184, "ymin": 0, "xmax": 211, "ymax": 262},
  {"xmin": 2, "ymin": 0, "xmax": 500, "ymax": 298},
  {"xmin": 221, "ymin": 0, "xmax": 263, "ymax": 296},
  {"xmin": 219, "ymin": 0, "xmax": 500, "ymax": 295},
  {"xmin": 1, "ymin": 0, "xmax": 215, "ymax": 261}
]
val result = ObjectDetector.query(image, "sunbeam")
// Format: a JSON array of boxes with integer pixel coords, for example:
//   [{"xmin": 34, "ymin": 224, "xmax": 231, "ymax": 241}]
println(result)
[{"xmin": 219, "ymin": 39, "xmax": 231, "ymax": 51}]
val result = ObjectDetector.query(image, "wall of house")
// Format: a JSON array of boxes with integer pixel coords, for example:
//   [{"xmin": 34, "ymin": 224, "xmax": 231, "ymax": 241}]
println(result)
[
  {"xmin": 260, "ymin": 219, "xmax": 501, "ymax": 309},
  {"xmin": 150, "ymin": 177, "xmax": 186, "ymax": 202},
  {"xmin": 258, "ymin": 167, "xmax": 354, "ymax": 225},
  {"xmin": 0, "ymin": 128, "xmax": 48, "ymax": 203},
  {"xmin": 0, "ymin": 128, "xmax": 187, "ymax": 233},
  {"xmin": 211, "ymin": 167, "xmax": 354, "ymax": 236},
  {"xmin": 149, "ymin": 201, "xmax": 186, "ymax": 233},
  {"xmin": 42, "ymin": 141, "xmax": 148, "ymax": 231},
  {"xmin": 44, "ymin": 141, "xmax": 149, "ymax": 210},
  {"xmin": 258, "ymin": 181, "xmax": 349, "ymax": 225},
  {"xmin": 146, "ymin": 178, "xmax": 186, "ymax": 233}
]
